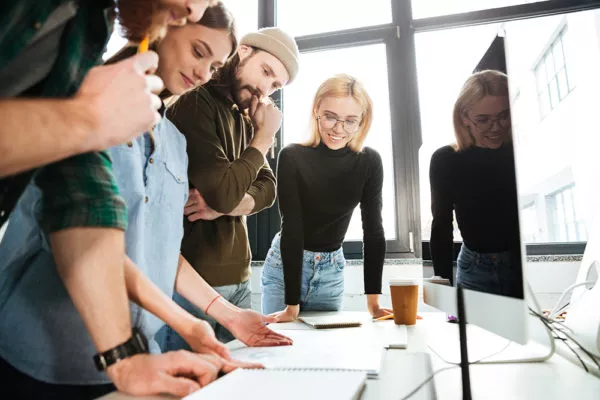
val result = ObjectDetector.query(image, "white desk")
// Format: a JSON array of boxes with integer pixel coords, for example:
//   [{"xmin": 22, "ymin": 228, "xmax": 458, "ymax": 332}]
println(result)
[{"xmin": 100, "ymin": 311, "xmax": 600, "ymax": 400}]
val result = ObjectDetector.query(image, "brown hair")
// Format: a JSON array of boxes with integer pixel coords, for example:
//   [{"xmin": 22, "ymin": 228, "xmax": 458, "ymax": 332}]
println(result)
[
  {"xmin": 115, "ymin": 0, "xmax": 228, "ymax": 43},
  {"xmin": 304, "ymin": 74, "xmax": 373, "ymax": 153},
  {"xmin": 115, "ymin": 0, "xmax": 165, "ymax": 42},
  {"xmin": 194, "ymin": 1, "xmax": 238, "ymax": 59},
  {"xmin": 453, "ymin": 70, "xmax": 509, "ymax": 151}
]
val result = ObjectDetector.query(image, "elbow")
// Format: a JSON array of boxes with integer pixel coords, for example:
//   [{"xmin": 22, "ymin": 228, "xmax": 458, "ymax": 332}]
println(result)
[{"xmin": 204, "ymin": 191, "xmax": 240, "ymax": 214}]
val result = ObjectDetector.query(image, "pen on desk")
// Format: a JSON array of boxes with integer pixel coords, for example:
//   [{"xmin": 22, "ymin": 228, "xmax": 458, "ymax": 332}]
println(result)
[{"xmin": 374, "ymin": 314, "xmax": 423, "ymax": 322}]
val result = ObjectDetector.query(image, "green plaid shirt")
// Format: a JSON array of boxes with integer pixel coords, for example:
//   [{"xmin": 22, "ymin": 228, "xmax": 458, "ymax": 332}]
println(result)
[{"xmin": 0, "ymin": 0, "xmax": 128, "ymax": 232}]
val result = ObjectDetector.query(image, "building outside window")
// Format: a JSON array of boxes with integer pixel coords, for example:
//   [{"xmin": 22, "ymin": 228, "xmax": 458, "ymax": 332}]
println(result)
[
  {"xmin": 546, "ymin": 185, "xmax": 587, "ymax": 242},
  {"xmin": 534, "ymin": 27, "xmax": 574, "ymax": 119}
]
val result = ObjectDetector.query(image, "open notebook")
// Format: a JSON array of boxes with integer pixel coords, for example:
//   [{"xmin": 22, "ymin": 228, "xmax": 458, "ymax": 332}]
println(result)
[
  {"xmin": 184, "ymin": 368, "xmax": 367, "ymax": 400},
  {"xmin": 228, "ymin": 329, "xmax": 383, "ymax": 378},
  {"xmin": 299, "ymin": 315, "xmax": 363, "ymax": 329}
]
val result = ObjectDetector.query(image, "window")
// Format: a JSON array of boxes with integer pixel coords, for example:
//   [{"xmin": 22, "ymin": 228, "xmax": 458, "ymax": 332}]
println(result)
[
  {"xmin": 506, "ymin": 11, "xmax": 591, "ymax": 245},
  {"xmin": 521, "ymin": 203, "xmax": 539, "ymax": 242},
  {"xmin": 534, "ymin": 27, "xmax": 574, "ymax": 118},
  {"xmin": 222, "ymin": 0, "xmax": 258, "ymax": 37},
  {"xmin": 281, "ymin": 44, "xmax": 396, "ymax": 241},
  {"xmin": 546, "ymin": 185, "xmax": 587, "ymax": 242},
  {"xmin": 412, "ymin": 0, "xmax": 546, "ymax": 20},
  {"xmin": 277, "ymin": 0, "xmax": 392, "ymax": 37}
]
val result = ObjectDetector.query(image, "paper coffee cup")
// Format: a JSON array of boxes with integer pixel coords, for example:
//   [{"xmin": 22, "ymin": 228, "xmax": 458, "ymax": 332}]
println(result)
[{"xmin": 389, "ymin": 278, "xmax": 419, "ymax": 325}]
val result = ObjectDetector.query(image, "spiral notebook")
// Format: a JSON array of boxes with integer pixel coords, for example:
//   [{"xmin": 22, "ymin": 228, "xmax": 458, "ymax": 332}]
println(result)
[
  {"xmin": 184, "ymin": 368, "xmax": 367, "ymax": 400},
  {"xmin": 299, "ymin": 315, "xmax": 363, "ymax": 329}
]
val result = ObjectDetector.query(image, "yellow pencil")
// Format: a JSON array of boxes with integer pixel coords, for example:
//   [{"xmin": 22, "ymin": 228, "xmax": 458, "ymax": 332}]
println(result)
[
  {"xmin": 374, "ymin": 314, "xmax": 395, "ymax": 321},
  {"xmin": 138, "ymin": 36, "xmax": 150, "ymax": 53}
]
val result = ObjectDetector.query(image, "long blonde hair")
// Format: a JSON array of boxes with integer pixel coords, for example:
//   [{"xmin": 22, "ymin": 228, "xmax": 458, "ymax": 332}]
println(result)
[
  {"xmin": 304, "ymin": 74, "xmax": 373, "ymax": 152},
  {"xmin": 453, "ymin": 70, "xmax": 509, "ymax": 151}
]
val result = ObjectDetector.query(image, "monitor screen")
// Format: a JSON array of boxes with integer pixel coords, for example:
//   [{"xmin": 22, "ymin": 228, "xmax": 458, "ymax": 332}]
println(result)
[
  {"xmin": 427, "ymin": 34, "xmax": 525, "ymax": 299},
  {"xmin": 423, "ymin": 31, "xmax": 528, "ymax": 344}
]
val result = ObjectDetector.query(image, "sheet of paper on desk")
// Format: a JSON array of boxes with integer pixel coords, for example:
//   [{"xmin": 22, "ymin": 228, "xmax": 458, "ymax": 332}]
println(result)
[
  {"xmin": 299, "ymin": 314, "xmax": 363, "ymax": 329},
  {"xmin": 183, "ymin": 368, "xmax": 367, "ymax": 400},
  {"xmin": 229, "ymin": 328, "xmax": 383, "ymax": 377}
]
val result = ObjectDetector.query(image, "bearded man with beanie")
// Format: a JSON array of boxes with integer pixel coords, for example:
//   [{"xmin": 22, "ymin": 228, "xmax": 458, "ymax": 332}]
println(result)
[{"xmin": 162, "ymin": 27, "xmax": 300, "ymax": 346}]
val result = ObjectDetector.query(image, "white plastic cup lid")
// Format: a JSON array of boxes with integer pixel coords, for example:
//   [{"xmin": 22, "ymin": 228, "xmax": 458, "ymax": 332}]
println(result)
[{"xmin": 389, "ymin": 278, "xmax": 419, "ymax": 286}]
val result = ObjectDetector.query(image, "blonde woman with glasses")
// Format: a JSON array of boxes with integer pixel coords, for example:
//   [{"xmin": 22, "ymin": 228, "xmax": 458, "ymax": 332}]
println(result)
[
  {"xmin": 429, "ymin": 69, "xmax": 524, "ymax": 299},
  {"xmin": 261, "ymin": 74, "xmax": 392, "ymax": 322}
]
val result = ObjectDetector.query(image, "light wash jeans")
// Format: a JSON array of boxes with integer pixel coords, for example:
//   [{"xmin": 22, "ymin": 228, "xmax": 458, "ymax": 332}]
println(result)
[
  {"xmin": 158, "ymin": 280, "xmax": 251, "ymax": 349},
  {"xmin": 261, "ymin": 233, "xmax": 345, "ymax": 314},
  {"xmin": 456, "ymin": 244, "xmax": 523, "ymax": 298}
]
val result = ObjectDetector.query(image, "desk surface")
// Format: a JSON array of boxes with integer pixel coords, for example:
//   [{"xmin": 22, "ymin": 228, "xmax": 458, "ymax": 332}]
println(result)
[{"xmin": 100, "ymin": 311, "xmax": 600, "ymax": 400}]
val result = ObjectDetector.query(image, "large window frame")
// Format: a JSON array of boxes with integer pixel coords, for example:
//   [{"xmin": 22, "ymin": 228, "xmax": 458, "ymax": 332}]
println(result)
[
  {"xmin": 534, "ymin": 25, "xmax": 573, "ymax": 119},
  {"xmin": 249, "ymin": 0, "xmax": 421, "ymax": 260},
  {"xmin": 248, "ymin": 0, "xmax": 600, "ymax": 261}
]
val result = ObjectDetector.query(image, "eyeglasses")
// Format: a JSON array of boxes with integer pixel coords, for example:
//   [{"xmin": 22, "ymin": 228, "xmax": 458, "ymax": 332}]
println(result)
[
  {"xmin": 468, "ymin": 111, "xmax": 511, "ymax": 133},
  {"xmin": 317, "ymin": 115, "xmax": 361, "ymax": 134}
]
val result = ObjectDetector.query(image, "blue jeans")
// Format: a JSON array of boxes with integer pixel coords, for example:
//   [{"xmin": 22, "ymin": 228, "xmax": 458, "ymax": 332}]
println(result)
[
  {"xmin": 261, "ymin": 233, "xmax": 345, "ymax": 314},
  {"xmin": 158, "ymin": 280, "xmax": 251, "ymax": 350},
  {"xmin": 456, "ymin": 244, "xmax": 523, "ymax": 298}
]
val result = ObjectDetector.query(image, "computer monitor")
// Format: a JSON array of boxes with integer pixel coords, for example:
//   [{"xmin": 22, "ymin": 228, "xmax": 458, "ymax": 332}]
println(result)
[{"xmin": 423, "ymin": 33, "xmax": 529, "ymax": 345}]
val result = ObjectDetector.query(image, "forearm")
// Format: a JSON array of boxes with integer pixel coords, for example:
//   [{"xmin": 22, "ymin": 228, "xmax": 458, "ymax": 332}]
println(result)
[
  {"xmin": 366, "ymin": 294, "xmax": 381, "ymax": 310},
  {"xmin": 280, "ymin": 227, "xmax": 304, "ymax": 306},
  {"xmin": 227, "ymin": 194, "xmax": 256, "ymax": 217},
  {"xmin": 175, "ymin": 255, "xmax": 239, "ymax": 328},
  {"xmin": 246, "ymin": 168, "xmax": 276, "ymax": 213},
  {"xmin": 50, "ymin": 227, "xmax": 131, "ymax": 352},
  {"xmin": 430, "ymin": 220, "xmax": 454, "ymax": 281},
  {"xmin": 363, "ymin": 234, "xmax": 385, "ymax": 295},
  {"xmin": 124, "ymin": 256, "xmax": 195, "ymax": 339},
  {"xmin": 0, "ymin": 98, "xmax": 94, "ymax": 177},
  {"xmin": 190, "ymin": 148, "xmax": 266, "ymax": 214}
]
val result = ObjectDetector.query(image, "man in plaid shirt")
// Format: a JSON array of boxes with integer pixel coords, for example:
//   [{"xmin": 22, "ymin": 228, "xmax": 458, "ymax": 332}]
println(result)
[{"xmin": 0, "ymin": 0, "xmax": 230, "ymax": 398}]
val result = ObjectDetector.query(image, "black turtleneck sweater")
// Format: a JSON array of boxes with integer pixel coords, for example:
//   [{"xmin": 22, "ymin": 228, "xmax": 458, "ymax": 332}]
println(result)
[
  {"xmin": 277, "ymin": 143, "xmax": 386, "ymax": 305},
  {"xmin": 429, "ymin": 144, "xmax": 520, "ymax": 282}
]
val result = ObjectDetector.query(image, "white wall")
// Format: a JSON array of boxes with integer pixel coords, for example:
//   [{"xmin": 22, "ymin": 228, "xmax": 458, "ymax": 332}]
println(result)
[{"xmin": 248, "ymin": 259, "xmax": 582, "ymax": 313}]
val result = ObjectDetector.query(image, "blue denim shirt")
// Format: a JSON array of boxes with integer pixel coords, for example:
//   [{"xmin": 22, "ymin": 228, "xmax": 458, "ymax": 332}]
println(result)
[{"xmin": 0, "ymin": 117, "xmax": 189, "ymax": 384}]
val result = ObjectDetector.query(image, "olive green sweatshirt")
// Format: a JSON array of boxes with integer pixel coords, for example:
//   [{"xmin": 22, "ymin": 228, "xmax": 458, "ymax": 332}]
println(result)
[{"xmin": 167, "ymin": 83, "xmax": 276, "ymax": 286}]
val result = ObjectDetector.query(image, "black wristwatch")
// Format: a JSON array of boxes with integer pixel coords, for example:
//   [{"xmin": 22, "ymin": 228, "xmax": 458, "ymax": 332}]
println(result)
[{"xmin": 93, "ymin": 328, "xmax": 149, "ymax": 371}]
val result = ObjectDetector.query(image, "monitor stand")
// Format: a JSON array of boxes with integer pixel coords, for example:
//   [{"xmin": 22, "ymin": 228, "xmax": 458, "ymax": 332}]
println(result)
[{"xmin": 428, "ymin": 281, "xmax": 556, "ymax": 367}]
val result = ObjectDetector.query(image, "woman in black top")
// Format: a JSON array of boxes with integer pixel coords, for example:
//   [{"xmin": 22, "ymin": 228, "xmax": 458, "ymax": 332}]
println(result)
[
  {"xmin": 429, "ymin": 70, "xmax": 523, "ymax": 298},
  {"xmin": 261, "ymin": 74, "xmax": 392, "ymax": 321}
]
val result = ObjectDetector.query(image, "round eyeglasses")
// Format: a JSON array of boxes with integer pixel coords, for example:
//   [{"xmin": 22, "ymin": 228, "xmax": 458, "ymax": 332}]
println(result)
[
  {"xmin": 469, "ymin": 111, "xmax": 511, "ymax": 133},
  {"xmin": 317, "ymin": 115, "xmax": 361, "ymax": 134}
]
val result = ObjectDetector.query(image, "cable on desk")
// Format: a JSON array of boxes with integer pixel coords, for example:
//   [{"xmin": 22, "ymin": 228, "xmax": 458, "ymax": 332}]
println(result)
[
  {"xmin": 548, "ymin": 280, "xmax": 594, "ymax": 320},
  {"xmin": 402, "ymin": 341, "xmax": 513, "ymax": 400},
  {"xmin": 529, "ymin": 307, "xmax": 600, "ymax": 372},
  {"xmin": 551, "ymin": 325, "xmax": 600, "ymax": 370},
  {"xmin": 397, "ymin": 365, "xmax": 457, "ymax": 400},
  {"xmin": 426, "ymin": 339, "xmax": 512, "ymax": 366}
]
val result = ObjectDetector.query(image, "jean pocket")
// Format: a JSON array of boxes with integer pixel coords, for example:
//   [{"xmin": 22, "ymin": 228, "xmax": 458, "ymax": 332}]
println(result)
[
  {"xmin": 458, "ymin": 252, "xmax": 477, "ymax": 273},
  {"xmin": 333, "ymin": 253, "xmax": 346, "ymax": 272},
  {"xmin": 264, "ymin": 248, "xmax": 283, "ymax": 269}
]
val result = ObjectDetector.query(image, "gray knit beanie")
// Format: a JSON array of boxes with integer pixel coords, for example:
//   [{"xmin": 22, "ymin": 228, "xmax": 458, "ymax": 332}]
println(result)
[{"xmin": 240, "ymin": 27, "xmax": 300, "ymax": 84}]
